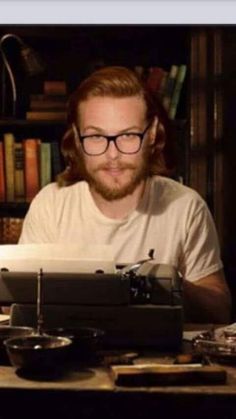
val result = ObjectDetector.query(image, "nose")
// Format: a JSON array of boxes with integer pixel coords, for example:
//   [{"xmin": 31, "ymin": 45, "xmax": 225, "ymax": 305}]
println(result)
[{"xmin": 106, "ymin": 138, "xmax": 120, "ymax": 159}]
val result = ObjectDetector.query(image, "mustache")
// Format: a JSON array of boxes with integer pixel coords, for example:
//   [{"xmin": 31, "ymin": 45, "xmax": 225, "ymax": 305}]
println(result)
[{"xmin": 95, "ymin": 162, "xmax": 136, "ymax": 171}]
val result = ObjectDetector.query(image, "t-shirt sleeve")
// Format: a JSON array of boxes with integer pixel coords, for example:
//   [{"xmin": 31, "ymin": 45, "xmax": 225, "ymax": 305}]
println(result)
[
  {"xmin": 179, "ymin": 199, "xmax": 223, "ymax": 282},
  {"xmin": 18, "ymin": 185, "xmax": 57, "ymax": 243}
]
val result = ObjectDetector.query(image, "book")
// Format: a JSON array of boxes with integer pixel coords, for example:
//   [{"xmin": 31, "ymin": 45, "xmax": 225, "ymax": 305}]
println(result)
[
  {"xmin": 157, "ymin": 70, "xmax": 168, "ymax": 100},
  {"xmin": 162, "ymin": 65, "xmax": 179, "ymax": 112},
  {"xmin": 29, "ymin": 94, "xmax": 67, "ymax": 111},
  {"xmin": 0, "ymin": 217, "xmax": 23, "ymax": 244},
  {"xmin": 146, "ymin": 67, "xmax": 166, "ymax": 92},
  {"xmin": 30, "ymin": 94, "xmax": 67, "ymax": 102},
  {"xmin": 14, "ymin": 142, "xmax": 25, "ymax": 202},
  {"xmin": 110, "ymin": 364, "xmax": 226, "ymax": 386},
  {"xmin": 40, "ymin": 142, "xmax": 52, "ymax": 188},
  {"xmin": 24, "ymin": 138, "xmax": 41, "ymax": 202},
  {"xmin": 44, "ymin": 81, "xmax": 67, "ymax": 96},
  {"xmin": 0, "ymin": 142, "xmax": 5, "ymax": 202},
  {"xmin": 168, "ymin": 65, "xmax": 187, "ymax": 120},
  {"xmin": 51, "ymin": 141, "xmax": 63, "ymax": 179},
  {"xmin": 26, "ymin": 111, "xmax": 67, "ymax": 121},
  {"xmin": 3, "ymin": 133, "xmax": 15, "ymax": 202},
  {"xmin": 30, "ymin": 100, "xmax": 67, "ymax": 111}
]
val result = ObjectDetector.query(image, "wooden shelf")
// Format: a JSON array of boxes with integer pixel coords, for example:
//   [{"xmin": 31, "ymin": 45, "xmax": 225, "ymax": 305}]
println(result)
[{"xmin": 0, "ymin": 202, "xmax": 29, "ymax": 218}]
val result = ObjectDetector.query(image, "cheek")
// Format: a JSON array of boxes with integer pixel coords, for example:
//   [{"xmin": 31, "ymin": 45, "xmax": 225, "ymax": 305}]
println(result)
[{"xmin": 83, "ymin": 155, "xmax": 103, "ymax": 172}]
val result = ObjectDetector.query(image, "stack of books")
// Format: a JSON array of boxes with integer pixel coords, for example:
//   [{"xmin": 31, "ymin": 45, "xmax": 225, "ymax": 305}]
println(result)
[
  {"xmin": 135, "ymin": 64, "xmax": 187, "ymax": 120},
  {"xmin": 0, "ymin": 217, "xmax": 24, "ymax": 244},
  {"xmin": 0, "ymin": 133, "xmax": 64, "ymax": 204},
  {"xmin": 26, "ymin": 81, "xmax": 68, "ymax": 121}
]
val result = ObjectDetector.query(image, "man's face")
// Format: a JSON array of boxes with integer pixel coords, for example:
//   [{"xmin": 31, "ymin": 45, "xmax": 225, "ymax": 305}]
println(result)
[{"xmin": 76, "ymin": 95, "xmax": 156, "ymax": 200}]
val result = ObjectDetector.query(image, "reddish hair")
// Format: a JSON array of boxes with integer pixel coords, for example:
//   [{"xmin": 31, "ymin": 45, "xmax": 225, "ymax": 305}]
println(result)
[{"xmin": 57, "ymin": 66, "xmax": 176, "ymax": 186}]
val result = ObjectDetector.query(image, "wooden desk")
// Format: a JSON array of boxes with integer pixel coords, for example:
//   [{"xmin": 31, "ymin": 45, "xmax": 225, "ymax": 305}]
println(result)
[{"xmin": 0, "ymin": 325, "xmax": 236, "ymax": 419}]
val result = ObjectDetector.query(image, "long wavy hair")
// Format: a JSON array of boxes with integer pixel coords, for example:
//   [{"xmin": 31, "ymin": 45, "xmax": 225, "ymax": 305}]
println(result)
[{"xmin": 57, "ymin": 66, "xmax": 176, "ymax": 186}]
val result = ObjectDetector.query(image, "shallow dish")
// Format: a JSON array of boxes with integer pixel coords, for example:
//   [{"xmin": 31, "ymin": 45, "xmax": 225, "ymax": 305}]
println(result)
[
  {"xmin": 4, "ymin": 335, "xmax": 72, "ymax": 372},
  {"xmin": 0, "ymin": 326, "xmax": 35, "ymax": 364},
  {"xmin": 44, "ymin": 327, "xmax": 105, "ymax": 363}
]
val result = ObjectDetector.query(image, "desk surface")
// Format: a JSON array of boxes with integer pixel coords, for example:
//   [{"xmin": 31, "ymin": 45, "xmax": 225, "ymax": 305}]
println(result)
[{"xmin": 1, "ymin": 325, "xmax": 236, "ymax": 419}]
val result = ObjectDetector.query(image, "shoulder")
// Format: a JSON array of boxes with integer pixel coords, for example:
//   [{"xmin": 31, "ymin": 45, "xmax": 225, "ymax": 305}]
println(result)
[
  {"xmin": 151, "ymin": 176, "xmax": 206, "ymax": 211},
  {"xmin": 32, "ymin": 181, "xmax": 86, "ymax": 203},
  {"xmin": 27, "ymin": 181, "xmax": 88, "ymax": 217}
]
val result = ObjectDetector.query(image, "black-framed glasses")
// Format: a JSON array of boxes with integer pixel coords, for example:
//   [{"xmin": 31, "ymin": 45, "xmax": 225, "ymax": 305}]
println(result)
[{"xmin": 74, "ymin": 122, "xmax": 152, "ymax": 156}]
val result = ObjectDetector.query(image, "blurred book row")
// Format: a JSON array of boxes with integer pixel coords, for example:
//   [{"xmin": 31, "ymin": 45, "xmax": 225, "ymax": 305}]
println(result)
[
  {"xmin": 0, "ymin": 133, "xmax": 64, "ymax": 203},
  {"xmin": 26, "ymin": 80, "xmax": 68, "ymax": 121},
  {"xmin": 0, "ymin": 217, "xmax": 23, "ymax": 244},
  {"xmin": 135, "ymin": 64, "xmax": 187, "ymax": 120}
]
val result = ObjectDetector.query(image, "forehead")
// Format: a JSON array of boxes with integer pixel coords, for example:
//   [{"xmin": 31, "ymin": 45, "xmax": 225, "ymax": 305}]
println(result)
[{"xmin": 78, "ymin": 96, "xmax": 147, "ymax": 129}]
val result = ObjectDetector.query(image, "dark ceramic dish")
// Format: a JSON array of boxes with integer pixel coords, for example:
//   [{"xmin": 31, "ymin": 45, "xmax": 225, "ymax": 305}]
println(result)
[
  {"xmin": 4, "ymin": 335, "xmax": 72, "ymax": 372},
  {"xmin": 44, "ymin": 327, "xmax": 105, "ymax": 363},
  {"xmin": 0, "ymin": 326, "xmax": 35, "ymax": 364}
]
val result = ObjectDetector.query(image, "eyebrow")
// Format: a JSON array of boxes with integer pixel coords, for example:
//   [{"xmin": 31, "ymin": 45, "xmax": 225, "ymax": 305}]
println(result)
[{"xmin": 82, "ymin": 125, "xmax": 143, "ymax": 134}]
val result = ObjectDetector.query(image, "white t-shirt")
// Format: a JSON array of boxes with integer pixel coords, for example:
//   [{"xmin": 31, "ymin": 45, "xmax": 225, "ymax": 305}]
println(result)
[{"xmin": 19, "ymin": 176, "xmax": 223, "ymax": 282}]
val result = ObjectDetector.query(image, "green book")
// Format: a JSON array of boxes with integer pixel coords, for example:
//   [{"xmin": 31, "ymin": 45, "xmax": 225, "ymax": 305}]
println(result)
[
  {"xmin": 40, "ymin": 142, "xmax": 52, "ymax": 188},
  {"xmin": 3, "ymin": 133, "xmax": 15, "ymax": 202},
  {"xmin": 168, "ymin": 65, "xmax": 187, "ymax": 120}
]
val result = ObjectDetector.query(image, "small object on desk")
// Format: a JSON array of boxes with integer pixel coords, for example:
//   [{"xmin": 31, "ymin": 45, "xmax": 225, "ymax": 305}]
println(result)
[
  {"xmin": 0, "ymin": 314, "xmax": 10, "ymax": 324},
  {"xmin": 110, "ymin": 363, "xmax": 227, "ymax": 386},
  {"xmin": 174, "ymin": 353, "xmax": 210, "ymax": 365},
  {"xmin": 102, "ymin": 351, "xmax": 139, "ymax": 366}
]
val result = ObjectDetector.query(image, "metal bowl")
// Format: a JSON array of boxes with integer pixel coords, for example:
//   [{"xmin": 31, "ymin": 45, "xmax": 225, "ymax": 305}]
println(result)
[
  {"xmin": 44, "ymin": 327, "xmax": 105, "ymax": 363},
  {"xmin": 0, "ymin": 326, "xmax": 35, "ymax": 364},
  {"xmin": 4, "ymin": 335, "xmax": 72, "ymax": 372}
]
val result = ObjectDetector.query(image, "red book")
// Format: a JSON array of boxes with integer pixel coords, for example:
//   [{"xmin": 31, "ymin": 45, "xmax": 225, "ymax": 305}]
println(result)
[
  {"xmin": 24, "ymin": 138, "xmax": 41, "ymax": 202},
  {"xmin": 146, "ymin": 67, "xmax": 166, "ymax": 92}
]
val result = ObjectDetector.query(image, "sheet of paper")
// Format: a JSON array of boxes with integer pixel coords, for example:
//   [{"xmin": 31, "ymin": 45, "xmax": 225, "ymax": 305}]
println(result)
[{"xmin": 0, "ymin": 244, "xmax": 115, "ymax": 273}]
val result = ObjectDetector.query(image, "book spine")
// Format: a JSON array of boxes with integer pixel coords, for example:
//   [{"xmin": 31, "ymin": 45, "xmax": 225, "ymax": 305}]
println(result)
[
  {"xmin": 30, "ymin": 101, "xmax": 67, "ymax": 111},
  {"xmin": 30, "ymin": 94, "xmax": 67, "ymax": 102},
  {"xmin": 44, "ymin": 81, "xmax": 67, "ymax": 96},
  {"xmin": 3, "ymin": 133, "xmax": 15, "ymax": 202},
  {"xmin": 51, "ymin": 141, "xmax": 63, "ymax": 179},
  {"xmin": 146, "ymin": 67, "xmax": 165, "ymax": 92},
  {"xmin": 26, "ymin": 111, "xmax": 66, "ymax": 121},
  {"xmin": 0, "ymin": 142, "xmax": 5, "ymax": 202},
  {"xmin": 168, "ymin": 65, "xmax": 187, "ymax": 120},
  {"xmin": 162, "ymin": 65, "xmax": 179, "ymax": 112},
  {"xmin": 40, "ymin": 142, "xmax": 52, "ymax": 188},
  {"xmin": 14, "ymin": 142, "xmax": 25, "ymax": 202},
  {"xmin": 157, "ymin": 71, "xmax": 168, "ymax": 100},
  {"xmin": 24, "ymin": 138, "xmax": 41, "ymax": 202}
]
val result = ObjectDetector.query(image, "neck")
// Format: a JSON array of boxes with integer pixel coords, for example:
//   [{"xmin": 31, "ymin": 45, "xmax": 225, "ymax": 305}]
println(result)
[{"xmin": 89, "ymin": 180, "xmax": 146, "ymax": 219}]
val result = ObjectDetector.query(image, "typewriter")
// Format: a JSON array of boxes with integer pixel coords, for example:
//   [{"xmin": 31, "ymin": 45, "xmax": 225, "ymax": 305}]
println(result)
[{"xmin": 0, "ymin": 252, "xmax": 183, "ymax": 350}]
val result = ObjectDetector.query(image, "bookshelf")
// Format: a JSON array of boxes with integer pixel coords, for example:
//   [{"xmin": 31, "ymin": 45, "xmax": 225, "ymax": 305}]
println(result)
[{"xmin": 0, "ymin": 25, "xmax": 226, "ymax": 248}]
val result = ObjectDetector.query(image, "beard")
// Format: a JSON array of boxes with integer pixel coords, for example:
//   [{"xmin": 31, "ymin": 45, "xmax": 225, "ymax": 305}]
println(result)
[{"xmin": 77, "ymin": 147, "xmax": 151, "ymax": 201}]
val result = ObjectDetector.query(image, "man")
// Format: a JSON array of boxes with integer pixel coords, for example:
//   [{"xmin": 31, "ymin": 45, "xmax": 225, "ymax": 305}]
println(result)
[{"xmin": 19, "ymin": 66, "xmax": 231, "ymax": 323}]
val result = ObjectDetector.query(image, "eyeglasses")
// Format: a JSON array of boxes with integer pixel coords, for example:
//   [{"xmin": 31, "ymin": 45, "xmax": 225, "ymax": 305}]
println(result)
[{"xmin": 74, "ymin": 122, "xmax": 152, "ymax": 156}]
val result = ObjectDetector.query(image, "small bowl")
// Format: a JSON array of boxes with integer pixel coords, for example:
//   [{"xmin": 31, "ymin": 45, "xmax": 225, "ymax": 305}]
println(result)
[
  {"xmin": 0, "ymin": 326, "xmax": 35, "ymax": 364},
  {"xmin": 44, "ymin": 327, "xmax": 105, "ymax": 363},
  {"xmin": 4, "ymin": 335, "xmax": 72, "ymax": 372}
]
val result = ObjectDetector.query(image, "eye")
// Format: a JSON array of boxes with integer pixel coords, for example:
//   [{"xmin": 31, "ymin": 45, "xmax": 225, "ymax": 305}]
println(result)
[
  {"xmin": 119, "ymin": 133, "xmax": 139, "ymax": 141},
  {"xmin": 86, "ymin": 135, "xmax": 106, "ymax": 141}
]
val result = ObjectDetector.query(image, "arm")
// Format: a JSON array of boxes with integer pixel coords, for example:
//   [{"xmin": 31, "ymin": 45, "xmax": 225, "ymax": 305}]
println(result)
[{"xmin": 183, "ymin": 269, "xmax": 232, "ymax": 324}]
